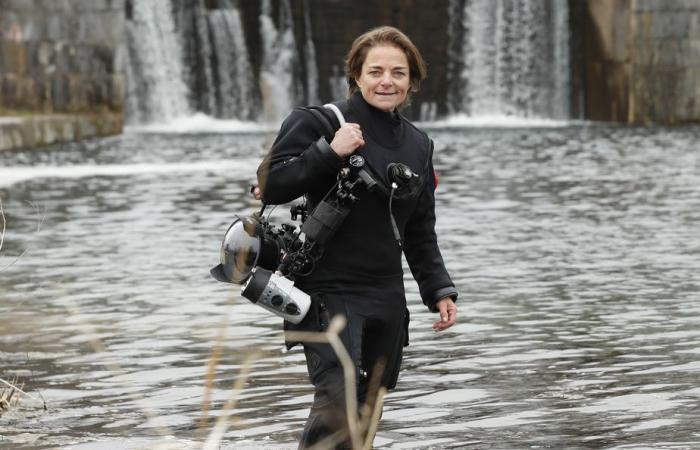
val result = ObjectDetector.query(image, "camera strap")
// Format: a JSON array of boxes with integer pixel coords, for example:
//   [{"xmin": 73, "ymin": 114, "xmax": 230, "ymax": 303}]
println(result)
[
  {"xmin": 323, "ymin": 103, "xmax": 346, "ymax": 126},
  {"xmin": 299, "ymin": 103, "xmax": 346, "ymax": 143}
]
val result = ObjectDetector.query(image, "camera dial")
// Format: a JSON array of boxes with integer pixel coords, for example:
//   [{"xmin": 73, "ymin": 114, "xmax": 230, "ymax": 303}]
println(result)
[
  {"xmin": 388, "ymin": 163, "xmax": 418, "ymax": 186},
  {"xmin": 349, "ymin": 154, "xmax": 365, "ymax": 168}
]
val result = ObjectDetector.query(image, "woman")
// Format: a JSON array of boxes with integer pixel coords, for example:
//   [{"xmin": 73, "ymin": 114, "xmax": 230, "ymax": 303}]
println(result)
[{"xmin": 257, "ymin": 26, "xmax": 457, "ymax": 448}]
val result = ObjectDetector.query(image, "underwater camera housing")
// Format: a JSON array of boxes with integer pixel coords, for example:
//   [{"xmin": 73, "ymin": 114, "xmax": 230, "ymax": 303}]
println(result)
[
  {"xmin": 210, "ymin": 213, "xmax": 311, "ymax": 324},
  {"xmin": 241, "ymin": 267, "xmax": 310, "ymax": 323},
  {"xmin": 211, "ymin": 154, "xmax": 380, "ymax": 324}
]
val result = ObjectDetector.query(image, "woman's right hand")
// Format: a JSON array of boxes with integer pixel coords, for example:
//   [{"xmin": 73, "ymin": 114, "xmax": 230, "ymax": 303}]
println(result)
[{"xmin": 329, "ymin": 123, "xmax": 364, "ymax": 157}]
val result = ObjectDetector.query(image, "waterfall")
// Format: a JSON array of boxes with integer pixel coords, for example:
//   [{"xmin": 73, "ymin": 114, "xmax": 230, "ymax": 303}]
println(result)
[
  {"xmin": 173, "ymin": 0, "xmax": 216, "ymax": 116},
  {"xmin": 208, "ymin": 1, "xmax": 256, "ymax": 120},
  {"xmin": 128, "ymin": 0, "xmax": 257, "ymax": 124},
  {"xmin": 125, "ymin": 0, "xmax": 570, "ymax": 124},
  {"xmin": 328, "ymin": 65, "xmax": 348, "ymax": 102},
  {"xmin": 259, "ymin": 0, "xmax": 304, "ymax": 123},
  {"xmin": 126, "ymin": 0, "xmax": 190, "ymax": 124},
  {"xmin": 448, "ymin": 0, "xmax": 570, "ymax": 119},
  {"xmin": 551, "ymin": 0, "xmax": 571, "ymax": 119},
  {"xmin": 303, "ymin": 0, "xmax": 320, "ymax": 106}
]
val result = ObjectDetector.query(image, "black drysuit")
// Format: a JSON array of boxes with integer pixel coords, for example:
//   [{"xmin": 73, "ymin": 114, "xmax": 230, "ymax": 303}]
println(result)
[{"xmin": 257, "ymin": 92, "xmax": 457, "ymax": 448}]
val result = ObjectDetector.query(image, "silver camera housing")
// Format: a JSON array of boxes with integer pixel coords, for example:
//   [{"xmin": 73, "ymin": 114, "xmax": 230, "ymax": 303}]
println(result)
[{"xmin": 241, "ymin": 268, "xmax": 310, "ymax": 324}]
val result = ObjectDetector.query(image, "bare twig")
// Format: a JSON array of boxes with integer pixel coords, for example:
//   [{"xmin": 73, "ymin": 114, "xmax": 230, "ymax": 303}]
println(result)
[
  {"xmin": 304, "ymin": 431, "xmax": 349, "ymax": 450},
  {"xmin": 63, "ymin": 298, "xmax": 173, "ymax": 439},
  {"xmin": 0, "ymin": 197, "xmax": 6, "ymax": 253},
  {"xmin": 362, "ymin": 387, "xmax": 387, "ymax": 450},
  {"xmin": 0, "ymin": 376, "xmax": 46, "ymax": 409},
  {"xmin": 0, "ymin": 247, "xmax": 30, "ymax": 273},
  {"xmin": 1, "ymin": 378, "xmax": 21, "ymax": 412},
  {"xmin": 359, "ymin": 360, "xmax": 385, "ymax": 442},
  {"xmin": 0, "ymin": 198, "xmax": 44, "ymax": 273},
  {"xmin": 27, "ymin": 200, "xmax": 46, "ymax": 232},
  {"xmin": 324, "ymin": 317, "xmax": 362, "ymax": 450},
  {"xmin": 202, "ymin": 350, "xmax": 263, "ymax": 450},
  {"xmin": 286, "ymin": 315, "xmax": 382, "ymax": 450},
  {"xmin": 199, "ymin": 297, "xmax": 235, "ymax": 434}
]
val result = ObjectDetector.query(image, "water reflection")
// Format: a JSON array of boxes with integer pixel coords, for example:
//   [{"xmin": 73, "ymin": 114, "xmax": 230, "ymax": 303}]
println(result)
[{"xmin": 1, "ymin": 125, "xmax": 699, "ymax": 448}]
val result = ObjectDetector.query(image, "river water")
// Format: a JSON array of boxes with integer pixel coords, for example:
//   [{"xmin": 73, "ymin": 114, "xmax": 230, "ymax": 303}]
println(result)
[{"xmin": 1, "ymin": 123, "xmax": 699, "ymax": 449}]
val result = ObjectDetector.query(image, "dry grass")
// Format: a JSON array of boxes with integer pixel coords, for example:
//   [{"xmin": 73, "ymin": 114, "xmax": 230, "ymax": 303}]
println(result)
[
  {"xmin": 0, "ymin": 197, "xmax": 44, "ymax": 273},
  {"xmin": 198, "ymin": 309, "xmax": 387, "ymax": 449},
  {"xmin": 0, "ymin": 376, "xmax": 47, "ymax": 414},
  {"xmin": 285, "ymin": 315, "xmax": 388, "ymax": 450},
  {"xmin": 0, "ymin": 378, "xmax": 22, "ymax": 413},
  {"xmin": 1, "ymin": 194, "xmax": 384, "ymax": 447},
  {"xmin": 1, "ymin": 197, "xmax": 48, "ymax": 416}
]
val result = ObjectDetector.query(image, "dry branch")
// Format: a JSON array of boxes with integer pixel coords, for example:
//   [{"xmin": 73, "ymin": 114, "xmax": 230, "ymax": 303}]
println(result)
[
  {"xmin": 63, "ymin": 298, "xmax": 173, "ymax": 438},
  {"xmin": 0, "ymin": 378, "xmax": 21, "ymax": 413},
  {"xmin": 202, "ymin": 351, "xmax": 262, "ymax": 450},
  {"xmin": 0, "ymin": 376, "xmax": 47, "ymax": 413},
  {"xmin": 285, "ymin": 315, "xmax": 388, "ymax": 450},
  {"xmin": 199, "ymin": 298, "xmax": 235, "ymax": 434},
  {"xmin": 0, "ymin": 198, "xmax": 45, "ymax": 273},
  {"xmin": 0, "ymin": 197, "xmax": 6, "ymax": 253}
]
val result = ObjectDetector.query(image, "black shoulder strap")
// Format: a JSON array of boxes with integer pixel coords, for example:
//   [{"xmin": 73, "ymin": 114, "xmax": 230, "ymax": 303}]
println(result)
[{"xmin": 299, "ymin": 106, "xmax": 341, "ymax": 142}]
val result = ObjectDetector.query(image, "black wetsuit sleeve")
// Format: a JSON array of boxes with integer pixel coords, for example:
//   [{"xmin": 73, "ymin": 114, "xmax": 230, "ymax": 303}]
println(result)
[
  {"xmin": 403, "ymin": 146, "xmax": 458, "ymax": 312},
  {"xmin": 257, "ymin": 108, "xmax": 344, "ymax": 205}
]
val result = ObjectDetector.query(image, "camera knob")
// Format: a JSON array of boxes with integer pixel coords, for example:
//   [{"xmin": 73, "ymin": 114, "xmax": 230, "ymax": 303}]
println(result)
[
  {"xmin": 285, "ymin": 303, "xmax": 300, "ymax": 315},
  {"xmin": 271, "ymin": 295, "xmax": 284, "ymax": 307},
  {"xmin": 388, "ymin": 163, "xmax": 416, "ymax": 184}
]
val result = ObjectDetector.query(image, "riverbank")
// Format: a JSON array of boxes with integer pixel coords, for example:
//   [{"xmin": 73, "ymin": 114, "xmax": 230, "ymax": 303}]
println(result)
[{"xmin": 0, "ymin": 114, "xmax": 122, "ymax": 151}]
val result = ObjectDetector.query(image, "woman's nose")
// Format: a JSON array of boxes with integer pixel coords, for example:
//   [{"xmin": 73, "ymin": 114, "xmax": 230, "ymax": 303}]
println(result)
[{"xmin": 380, "ymin": 73, "xmax": 392, "ymax": 85}]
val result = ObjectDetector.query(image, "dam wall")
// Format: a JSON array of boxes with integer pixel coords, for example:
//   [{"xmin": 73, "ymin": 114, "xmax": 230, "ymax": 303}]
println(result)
[
  {"xmin": 0, "ymin": 0, "xmax": 125, "ymax": 150},
  {"xmin": 1, "ymin": 0, "xmax": 700, "ymax": 151},
  {"xmin": 581, "ymin": 0, "xmax": 700, "ymax": 123}
]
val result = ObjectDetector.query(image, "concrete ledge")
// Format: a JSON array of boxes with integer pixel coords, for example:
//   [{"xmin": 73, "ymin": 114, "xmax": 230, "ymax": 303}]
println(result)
[{"xmin": 0, "ymin": 113, "xmax": 122, "ymax": 151}]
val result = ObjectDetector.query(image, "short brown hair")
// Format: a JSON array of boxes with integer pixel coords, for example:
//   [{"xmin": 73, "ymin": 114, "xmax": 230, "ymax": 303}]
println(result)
[{"xmin": 345, "ymin": 26, "xmax": 427, "ymax": 106}]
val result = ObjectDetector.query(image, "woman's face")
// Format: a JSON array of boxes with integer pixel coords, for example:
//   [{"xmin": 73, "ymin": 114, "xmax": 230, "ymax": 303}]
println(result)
[{"xmin": 355, "ymin": 44, "xmax": 410, "ymax": 112}]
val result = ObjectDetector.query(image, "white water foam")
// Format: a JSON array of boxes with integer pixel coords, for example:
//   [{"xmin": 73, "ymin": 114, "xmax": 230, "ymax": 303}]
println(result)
[
  {"xmin": 126, "ymin": 0, "xmax": 191, "ymax": 123},
  {"xmin": 448, "ymin": 0, "xmax": 570, "ymax": 119},
  {"xmin": 126, "ymin": 111, "xmax": 572, "ymax": 133},
  {"xmin": 419, "ymin": 113, "xmax": 573, "ymax": 128},
  {"xmin": 0, "ymin": 159, "xmax": 260, "ymax": 187},
  {"xmin": 124, "ymin": 113, "xmax": 273, "ymax": 134}
]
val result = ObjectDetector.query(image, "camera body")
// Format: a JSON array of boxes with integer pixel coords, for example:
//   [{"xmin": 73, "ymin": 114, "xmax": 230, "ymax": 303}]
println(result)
[
  {"xmin": 212, "ymin": 154, "xmax": 381, "ymax": 323},
  {"xmin": 242, "ymin": 268, "xmax": 310, "ymax": 324}
]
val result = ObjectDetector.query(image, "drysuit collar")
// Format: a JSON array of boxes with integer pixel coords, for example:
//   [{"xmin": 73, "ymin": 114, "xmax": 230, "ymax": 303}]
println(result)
[{"xmin": 348, "ymin": 91, "xmax": 405, "ymax": 149}]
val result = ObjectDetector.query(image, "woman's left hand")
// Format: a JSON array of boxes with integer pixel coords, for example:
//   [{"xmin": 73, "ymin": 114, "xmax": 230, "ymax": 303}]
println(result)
[{"xmin": 432, "ymin": 297, "xmax": 457, "ymax": 332}]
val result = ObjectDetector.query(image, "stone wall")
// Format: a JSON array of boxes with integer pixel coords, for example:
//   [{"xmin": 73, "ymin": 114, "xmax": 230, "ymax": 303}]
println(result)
[
  {"xmin": 582, "ymin": 0, "xmax": 700, "ymax": 123},
  {"xmin": 0, "ymin": 113, "xmax": 123, "ymax": 150},
  {"xmin": 0, "ymin": 0, "xmax": 126, "ymax": 114},
  {"xmin": 0, "ymin": 0, "xmax": 124, "ymax": 149}
]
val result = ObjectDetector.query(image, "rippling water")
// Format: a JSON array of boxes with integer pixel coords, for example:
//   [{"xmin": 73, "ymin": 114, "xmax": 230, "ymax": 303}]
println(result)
[{"xmin": 1, "ymin": 124, "xmax": 699, "ymax": 449}]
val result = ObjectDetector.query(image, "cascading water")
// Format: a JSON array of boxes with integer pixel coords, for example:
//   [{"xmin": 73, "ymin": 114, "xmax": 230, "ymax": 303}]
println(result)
[
  {"xmin": 128, "ymin": 0, "xmax": 258, "ymax": 124},
  {"xmin": 328, "ymin": 65, "xmax": 348, "ymax": 103},
  {"xmin": 173, "ymin": 0, "xmax": 216, "ymax": 116},
  {"xmin": 448, "ymin": 0, "xmax": 570, "ymax": 119},
  {"xmin": 303, "ymin": 0, "xmax": 320, "ymax": 106},
  {"xmin": 259, "ymin": 0, "xmax": 304, "ymax": 123},
  {"xmin": 125, "ymin": 0, "xmax": 570, "ymax": 124},
  {"xmin": 208, "ymin": 1, "xmax": 256, "ymax": 120},
  {"xmin": 126, "ymin": 0, "xmax": 190, "ymax": 124}
]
